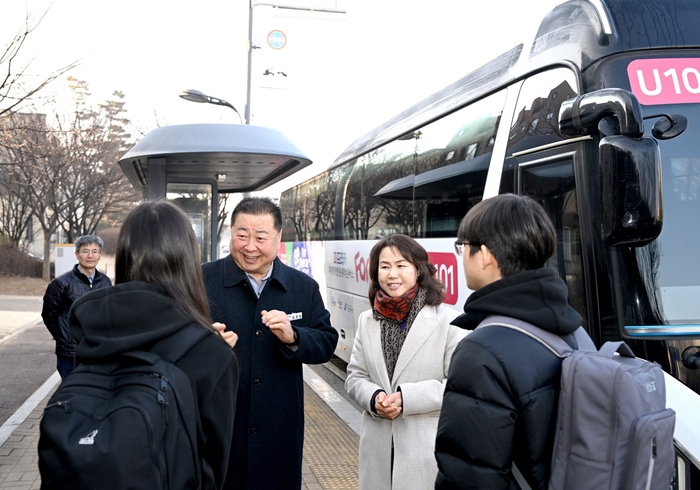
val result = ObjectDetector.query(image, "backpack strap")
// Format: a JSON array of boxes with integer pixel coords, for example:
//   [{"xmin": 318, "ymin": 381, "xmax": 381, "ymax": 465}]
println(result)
[
  {"xmin": 599, "ymin": 340, "xmax": 635, "ymax": 358},
  {"xmin": 571, "ymin": 326, "xmax": 597, "ymax": 351},
  {"xmin": 512, "ymin": 462, "xmax": 534, "ymax": 490},
  {"xmin": 146, "ymin": 325, "xmax": 211, "ymax": 489},
  {"xmin": 477, "ymin": 315, "xmax": 594, "ymax": 358}
]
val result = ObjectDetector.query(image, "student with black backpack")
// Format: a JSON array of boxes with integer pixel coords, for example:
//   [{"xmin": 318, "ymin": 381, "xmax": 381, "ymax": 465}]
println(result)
[{"xmin": 39, "ymin": 200, "xmax": 240, "ymax": 490}]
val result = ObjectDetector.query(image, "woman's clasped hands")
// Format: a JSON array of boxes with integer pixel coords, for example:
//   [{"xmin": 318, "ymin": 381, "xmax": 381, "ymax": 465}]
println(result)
[{"xmin": 375, "ymin": 391, "xmax": 403, "ymax": 420}]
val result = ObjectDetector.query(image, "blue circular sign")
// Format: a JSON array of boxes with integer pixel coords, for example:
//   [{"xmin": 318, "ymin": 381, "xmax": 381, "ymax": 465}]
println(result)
[{"xmin": 268, "ymin": 30, "xmax": 287, "ymax": 50}]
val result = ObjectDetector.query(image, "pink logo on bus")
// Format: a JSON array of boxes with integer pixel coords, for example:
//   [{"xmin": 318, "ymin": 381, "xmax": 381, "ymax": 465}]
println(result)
[
  {"xmin": 428, "ymin": 252, "xmax": 459, "ymax": 305},
  {"xmin": 628, "ymin": 58, "xmax": 700, "ymax": 105},
  {"xmin": 354, "ymin": 252, "xmax": 370, "ymax": 283}
]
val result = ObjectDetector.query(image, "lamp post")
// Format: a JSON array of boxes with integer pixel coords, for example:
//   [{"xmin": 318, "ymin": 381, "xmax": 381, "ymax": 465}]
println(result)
[
  {"xmin": 178, "ymin": 89, "xmax": 244, "ymax": 124},
  {"xmin": 246, "ymin": 0, "xmax": 257, "ymax": 125}
]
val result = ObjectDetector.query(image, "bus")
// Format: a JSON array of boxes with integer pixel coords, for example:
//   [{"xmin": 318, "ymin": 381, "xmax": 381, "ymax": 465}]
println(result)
[{"xmin": 279, "ymin": 0, "xmax": 700, "ymax": 485}]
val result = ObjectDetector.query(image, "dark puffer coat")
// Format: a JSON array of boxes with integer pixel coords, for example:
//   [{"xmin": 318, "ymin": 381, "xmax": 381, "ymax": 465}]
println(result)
[
  {"xmin": 434, "ymin": 268, "xmax": 583, "ymax": 490},
  {"xmin": 41, "ymin": 264, "xmax": 112, "ymax": 357}
]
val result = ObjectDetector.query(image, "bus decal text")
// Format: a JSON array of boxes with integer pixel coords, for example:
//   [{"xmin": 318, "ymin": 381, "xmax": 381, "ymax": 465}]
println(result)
[
  {"xmin": 628, "ymin": 58, "xmax": 700, "ymax": 105},
  {"xmin": 355, "ymin": 252, "xmax": 371, "ymax": 283},
  {"xmin": 428, "ymin": 252, "xmax": 459, "ymax": 305}
]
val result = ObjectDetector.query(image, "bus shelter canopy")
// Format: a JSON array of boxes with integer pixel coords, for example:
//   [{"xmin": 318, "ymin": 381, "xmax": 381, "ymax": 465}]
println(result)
[{"xmin": 118, "ymin": 124, "xmax": 312, "ymax": 193}]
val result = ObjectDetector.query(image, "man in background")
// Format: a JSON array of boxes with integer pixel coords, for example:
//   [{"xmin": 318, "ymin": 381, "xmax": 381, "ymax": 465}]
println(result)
[
  {"xmin": 203, "ymin": 197, "xmax": 338, "ymax": 490},
  {"xmin": 42, "ymin": 235, "xmax": 112, "ymax": 379}
]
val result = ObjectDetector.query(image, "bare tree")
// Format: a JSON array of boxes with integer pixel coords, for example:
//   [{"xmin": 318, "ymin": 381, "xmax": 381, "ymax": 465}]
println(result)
[
  {"xmin": 0, "ymin": 5, "xmax": 77, "ymax": 271},
  {"xmin": 2, "ymin": 112, "xmax": 70, "ymax": 279},
  {"xmin": 217, "ymin": 193, "xmax": 232, "ymax": 245},
  {"xmin": 0, "ymin": 156, "xmax": 32, "ymax": 247},
  {"xmin": 54, "ymin": 79, "xmax": 138, "ymax": 241},
  {"xmin": 1, "ymin": 79, "xmax": 139, "ymax": 279},
  {"xmin": 0, "ymin": 8, "xmax": 78, "ymax": 119}
]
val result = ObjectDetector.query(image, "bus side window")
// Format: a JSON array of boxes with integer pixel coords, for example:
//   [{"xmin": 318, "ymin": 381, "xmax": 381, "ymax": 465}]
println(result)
[
  {"xmin": 282, "ymin": 172, "xmax": 336, "ymax": 241},
  {"xmin": 306, "ymin": 173, "xmax": 333, "ymax": 241},
  {"xmin": 343, "ymin": 155, "xmax": 369, "ymax": 240},
  {"xmin": 362, "ymin": 92, "xmax": 507, "ymax": 240},
  {"xmin": 503, "ymin": 68, "xmax": 579, "ymax": 194},
  {"xmin": 281, "ymin": 186, "xmax": 304, "ymax": 242},
  {"xmin": 329, "ymin": 161, "xmax": 357, "ymax": 241},
  {"xmin": 413, "ymin": 92, "xmax": 505, "ymax": 238},
  {"xmin": 362, "ymin": 144, "xmax": 416, "ymax": 239}
]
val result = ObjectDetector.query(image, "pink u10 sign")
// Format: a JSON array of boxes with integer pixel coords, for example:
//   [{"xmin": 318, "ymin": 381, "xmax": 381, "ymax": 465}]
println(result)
[{"xmin": 628, "ymin": 58, "xmax": 700, "ymax": 105}]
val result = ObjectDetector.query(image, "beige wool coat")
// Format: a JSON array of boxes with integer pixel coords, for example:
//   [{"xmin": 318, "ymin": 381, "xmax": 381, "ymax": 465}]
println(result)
[{"xmin": 345, "ymin": 304, "xmax": 468, "ymax": 490}]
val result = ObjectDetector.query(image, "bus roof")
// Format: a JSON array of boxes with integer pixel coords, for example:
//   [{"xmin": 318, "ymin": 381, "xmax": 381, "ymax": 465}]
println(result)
[{"xmin": 333, "ymin": 0, "xmax": 700, "ymax": 169}]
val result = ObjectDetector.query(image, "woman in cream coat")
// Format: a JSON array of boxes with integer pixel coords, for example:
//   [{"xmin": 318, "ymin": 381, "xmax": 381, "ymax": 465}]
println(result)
[{"xmin": 345, "ymin": 234, "xmax": 468, "ymax": 490}]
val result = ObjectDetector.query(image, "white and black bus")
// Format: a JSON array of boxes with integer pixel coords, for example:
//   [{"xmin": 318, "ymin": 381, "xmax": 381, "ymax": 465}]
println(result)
[{"xmin": 279, "ymin": 0, "xmax": 700, "ymax": 484}]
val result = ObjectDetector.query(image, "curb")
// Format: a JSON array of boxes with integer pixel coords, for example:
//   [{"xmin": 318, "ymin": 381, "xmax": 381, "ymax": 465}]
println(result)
[
  {"xmin": 0, "ymin": 317, "xmax": 43, "ymax": 345},
  {"xmin": 0, "ymin": 371, "xmax": 60, "ymax": 447}
]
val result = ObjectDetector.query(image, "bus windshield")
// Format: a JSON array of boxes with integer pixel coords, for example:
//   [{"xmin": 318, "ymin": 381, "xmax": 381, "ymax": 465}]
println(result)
[
  {"xmin": 633, "ymin": 103, "xmax": 700, "ymax": 330},
  {"xmin": 598, "ymin": 54, "xmax": 700, "ymax": 335}
]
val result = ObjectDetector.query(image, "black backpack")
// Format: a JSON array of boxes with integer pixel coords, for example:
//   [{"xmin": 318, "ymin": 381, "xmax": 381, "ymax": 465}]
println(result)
[{"xmin": 38, "ymin": 326, "xmax": 210, "ymax": 490}]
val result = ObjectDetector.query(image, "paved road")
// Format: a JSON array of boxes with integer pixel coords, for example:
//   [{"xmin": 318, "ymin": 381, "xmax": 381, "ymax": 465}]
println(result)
[
  {"xmin": 0, "ymin": 297, "xmax": 56, "ymax": 427},
  {"xmin": 0, "ymin": 296, "xmax": 43, "ymax": 312}
]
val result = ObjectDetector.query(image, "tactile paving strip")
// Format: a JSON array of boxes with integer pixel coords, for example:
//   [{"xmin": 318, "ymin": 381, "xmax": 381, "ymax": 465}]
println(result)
[{"xmin": 303, "ymin": 385, "xmax": 359, "ymax": 489}]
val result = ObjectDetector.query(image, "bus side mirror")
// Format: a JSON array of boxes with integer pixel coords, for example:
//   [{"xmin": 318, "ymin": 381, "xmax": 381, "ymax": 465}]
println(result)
[{"xmin": 600, "ymin": 135, "xmax": 662, "ymax": 246}]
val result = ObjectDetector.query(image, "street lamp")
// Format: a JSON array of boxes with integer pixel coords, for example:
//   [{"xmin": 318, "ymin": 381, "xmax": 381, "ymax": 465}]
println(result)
[{"xmin": 178, "ymin": 89, "xmax": 243, "ymax": 124}]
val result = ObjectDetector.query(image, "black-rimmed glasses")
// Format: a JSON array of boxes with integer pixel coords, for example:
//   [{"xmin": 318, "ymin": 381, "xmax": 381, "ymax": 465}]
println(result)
[
  {"xmin": 454, "ymin": 241, "xmax": 466, "ymax": 256},
  {"xmin": 454, "ymin": 240, "xmax": 480, "ymax": 256}
]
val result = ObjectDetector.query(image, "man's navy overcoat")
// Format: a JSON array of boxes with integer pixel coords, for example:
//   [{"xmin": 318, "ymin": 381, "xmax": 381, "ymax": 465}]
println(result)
[{"xmin": 202, "ymin": 256, "xmax": 338, "ymax": 490}]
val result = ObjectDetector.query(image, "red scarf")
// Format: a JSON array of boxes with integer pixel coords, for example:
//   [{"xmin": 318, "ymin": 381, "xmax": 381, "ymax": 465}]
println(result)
[{"xmin": 373, "ymin": 284, "xmax": 419, "ymax": 321}]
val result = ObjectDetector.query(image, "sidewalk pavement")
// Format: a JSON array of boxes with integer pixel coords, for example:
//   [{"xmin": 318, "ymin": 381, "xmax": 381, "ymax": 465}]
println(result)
[
  {"xmin": 0, "ymin": 296, "xmax": 360, "ymax": 489},
  {"xmin": 0, "ymin": 295, "xmax": 43, "ymax": 343},
  {"xmin": 0, "ymin": 298, "xmax": 47, "ymax": 489}
]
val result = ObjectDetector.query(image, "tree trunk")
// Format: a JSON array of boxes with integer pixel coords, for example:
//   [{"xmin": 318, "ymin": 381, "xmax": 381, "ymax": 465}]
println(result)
[{"xmin": 43, "ymin": 228, "xmax": 52, "ymax": 281}]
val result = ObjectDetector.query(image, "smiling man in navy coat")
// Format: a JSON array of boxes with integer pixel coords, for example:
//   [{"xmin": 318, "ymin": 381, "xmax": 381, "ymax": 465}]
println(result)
[{"xmin": 202, "ymin": 197, "xmax": 338, "ymax": 490}]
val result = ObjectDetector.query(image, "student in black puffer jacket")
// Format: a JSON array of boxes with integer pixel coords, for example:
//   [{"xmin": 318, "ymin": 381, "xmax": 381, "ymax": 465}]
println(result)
[{"xmin": 435, "ymin": 195, "xmax": 583, "ymax": 490}]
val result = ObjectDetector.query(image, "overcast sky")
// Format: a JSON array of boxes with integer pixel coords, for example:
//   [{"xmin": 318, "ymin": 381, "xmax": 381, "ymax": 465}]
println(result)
[{"xmin": 2, "ymin": 0, "xmax": 561, "ymax": 197}]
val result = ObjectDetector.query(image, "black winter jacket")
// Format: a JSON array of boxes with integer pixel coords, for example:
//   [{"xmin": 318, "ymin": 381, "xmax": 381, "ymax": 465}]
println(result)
[
  {"xmin": 41, "ymin": 264, "xmax": 112, "ymax": 357},
  {"xmin": 69, "ymin": 282, "xmax": 239, "ymax": 490},
  {"xmin": 434, "ymin": 268, "xmax": 583, "ymax": 490}
]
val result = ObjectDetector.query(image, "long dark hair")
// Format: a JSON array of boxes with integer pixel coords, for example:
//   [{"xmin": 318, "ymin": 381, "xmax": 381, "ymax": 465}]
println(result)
[
  {"xmin": 115, "ymin": 200, "xmax": 213, "ymax": 331},
  {"xmin": 367, "ymin": 234, "xmax": 445, "ymax": 306}
]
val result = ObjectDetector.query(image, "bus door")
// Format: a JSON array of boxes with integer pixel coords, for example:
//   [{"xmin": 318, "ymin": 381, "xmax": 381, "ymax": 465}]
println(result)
[{"xmin": 513, "ymin": 142, "xmax": 593, "ymax": 339}]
